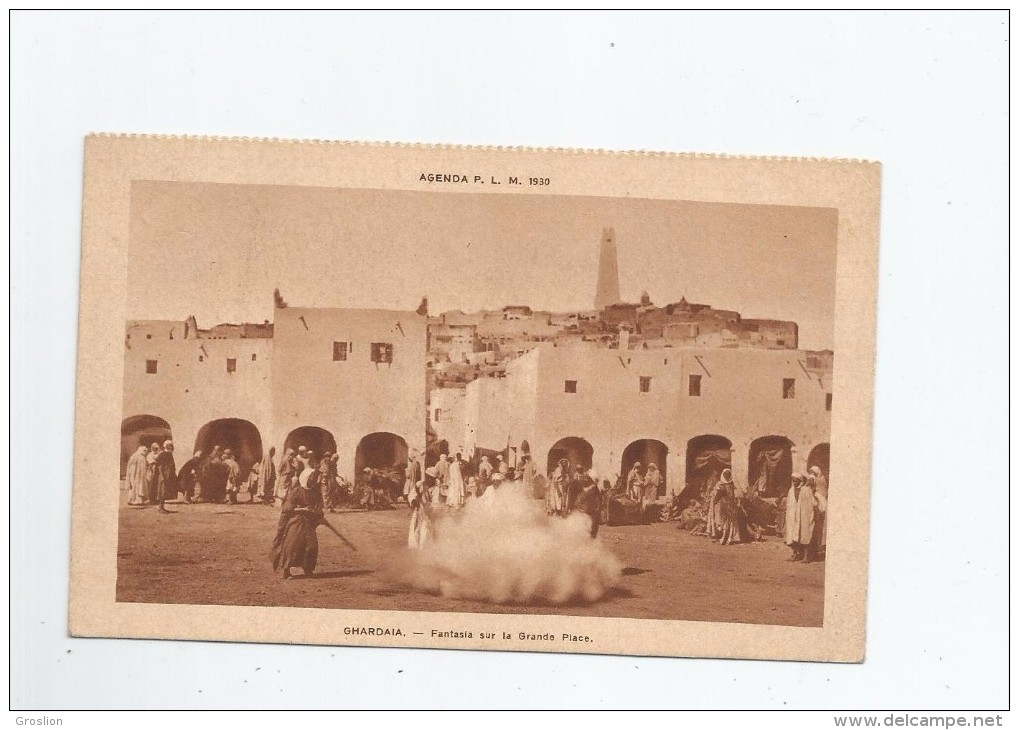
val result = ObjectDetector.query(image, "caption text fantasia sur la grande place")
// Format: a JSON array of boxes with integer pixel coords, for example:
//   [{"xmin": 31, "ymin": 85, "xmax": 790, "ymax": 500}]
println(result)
[{"xmin": 343, "ymin": 626, "xmax": 592, "ymax": 642}]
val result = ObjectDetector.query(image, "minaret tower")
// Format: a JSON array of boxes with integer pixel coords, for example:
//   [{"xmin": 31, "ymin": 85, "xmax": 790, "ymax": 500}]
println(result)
[{"xmin": 594, "ymin": 227, "xmax": 622, "ymax": 310}]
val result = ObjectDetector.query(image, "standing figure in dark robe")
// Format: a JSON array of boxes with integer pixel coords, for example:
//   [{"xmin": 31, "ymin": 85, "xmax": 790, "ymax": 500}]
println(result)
[
  {"xmin": 276, "ymin": 448, "xmax": 297, "ymax": 504},
  {"xmin": 144, "ymin": 442, "xmax": 161, "ymax": 504},
  {"xmin": 271, "ymin": 460, "xmax": 324, "ymax": 579},
  {"xmin": 574, "ymin": 475, "xmax": 604, "ymax": 538},
  {"xmin": 200, "ymin": 446, "xmax": 226, "ymax": 503},
  {"xmin": 567, "ymin": 465, "xmax": 594, "ymax": 515},
  {"xmin": 715, "ymin": 469, "xmax": 747, "ymax": 545},
  {"xmin": 256, "ymin": 447, "xmax": 277, "ymax": 506},
  {"xmin": 154, "ymin": 440, "xmax": 178, "ymax": 512},
  {"xmin": 177, "ymin": 450, "xmax": 202, "ymax": 503}
]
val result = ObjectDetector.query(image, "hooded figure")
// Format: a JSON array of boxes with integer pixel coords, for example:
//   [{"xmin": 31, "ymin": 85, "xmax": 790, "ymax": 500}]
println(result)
[
  {"xmin": 574, "ymin": 469, "xmax": 604, "ymax": 538},
  {"xmin": 478, "ymin": 455, "xmax": 494, "ymax": 483},
  {"xmin": 446, "ymin": 453, "xmax": 466, "ymax": 508},
  {"xmin": 547, "ymin": 458, "xmax": 569, "ymax": 516},
  {"xmin": 785, "ymin": 473, "xmax": 816, "ymax": 561},
  {"xmin": 642, "ymin": 463, "xmax": 662, "ymax": 511},
  {"xmin": 404, "ymin": 450, "xmax": 423, "ymax": 500},
  {"xmin": 126, "ymin": 445, "xmax": 149, "ymax": 505},
  {"xmin": 520, "ymin": 455, "xmax": 536, "ymax": 498},
  {"xmin": 626, "ymin": 462, "xmax": 643, "ymax": 503},
  {"xmin": 257, "ymin": 447, "xmax": 277, "ymax": 505},
  {"xmin": 714, "ymin": 469, "xmax": 744, "ymax": 545},
  {"xmin": 177, "ymin": 450, "xmax": 203, "ymax": 503},
  {"xmin": 435, "ymin": 453, "xmax": 450, "ymax": 485},
  {"xmin": 145, "ymin": 442, "xmax": 161, "ymax": 503},
  {"xmin": 408, "ymin": 466, "xmax": 436, "ymax": 549},
  {"xmin": 222, "ymin": 449, "xmax": 241, "ymax": 503},
  {"xmin": 199, "ymin": 446, "xmax": 225, "ymax": 503},
  {"xmin": 154, "ymin": 439, "xmax": 178, "ymax": 508},
  {"xmin": 271, "ymin": 460, "xmax": 324, "ymax": 578},
  {"xmin": 809, "ymin": 466, "xmax": 828, "ymax": 556},
  {"xmin": 277, "ymin": 448, "xmax": 297, "ymax": 503}
]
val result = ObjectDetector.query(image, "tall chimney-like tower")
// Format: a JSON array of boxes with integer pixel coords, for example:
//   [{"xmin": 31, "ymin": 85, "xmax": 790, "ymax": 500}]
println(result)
[{"xmin": 594, "ymin": 227, "xmax": 621, "ymax": 310}]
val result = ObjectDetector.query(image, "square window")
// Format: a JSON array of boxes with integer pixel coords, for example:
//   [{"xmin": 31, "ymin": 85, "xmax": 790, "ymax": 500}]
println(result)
[
  {"xmin": 639, "ymin": 376, "xmax": 651, "ymax": 393},
  {"xmin": 783, "ymin": 378, "xmax": 796, "ymax": 399},
  {"xmin": 333, "ymin": 341, "xmax": 348, "ymax": 361},
  {"xmin": 689, "ymin": 374, "xmax": 702, "ymax": 396},
  {"xmin": 145, "ymin": 359, "xmax": 158, "ymax": 374},
  {"xmin": 564, "ymin": 379, "xmax": 577, "ymax": 393},
  {"xmin": 371, "ymin": 342, "xmax": 394, "ymax": 364},
  {"xmin": 825, "ymin": 393, "xmax": 832, "ymax": 411},
  {"xmin": 226, "ymin": 358, "xmax": 237, "ymax": 373}
]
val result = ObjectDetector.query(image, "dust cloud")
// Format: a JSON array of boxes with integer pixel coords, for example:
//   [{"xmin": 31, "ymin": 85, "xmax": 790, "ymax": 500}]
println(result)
[{"xmin": 394, "ymin": 482, "xmax": 623, "ymax": 605}]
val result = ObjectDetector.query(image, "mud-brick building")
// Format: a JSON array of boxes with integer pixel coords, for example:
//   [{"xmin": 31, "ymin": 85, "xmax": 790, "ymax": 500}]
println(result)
[
  {"xmin": 121, "ymin": 300, "xmax": 427, "ymax": 483},
  {"xmin": 454, "ymin": 340, "xmax": 832, "ymax": 500}
]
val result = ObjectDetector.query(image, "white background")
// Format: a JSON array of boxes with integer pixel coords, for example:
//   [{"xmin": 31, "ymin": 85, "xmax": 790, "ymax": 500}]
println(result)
[{"xmin": 9, "ymin": 10, "xmax": 1009, "ymax": 711}]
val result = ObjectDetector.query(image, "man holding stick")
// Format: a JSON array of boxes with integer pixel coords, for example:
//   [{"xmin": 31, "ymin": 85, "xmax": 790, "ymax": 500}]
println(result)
[{"xmin": 271, "ymin": 456, "xmax": 356, "ymax": 579}]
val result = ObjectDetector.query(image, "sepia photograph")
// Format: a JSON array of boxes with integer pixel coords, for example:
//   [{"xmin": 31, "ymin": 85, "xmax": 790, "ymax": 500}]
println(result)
[
  {"xmin": 66, "ymin": 135, "xmax": 881, "ymax": 665},
  {"xmin": 117, "ymin": 182, "xmax": 836, "ymax": 628},
  {"xmin": 14, "ymin": 7, "xmax": 1007, "ymax": 718}
]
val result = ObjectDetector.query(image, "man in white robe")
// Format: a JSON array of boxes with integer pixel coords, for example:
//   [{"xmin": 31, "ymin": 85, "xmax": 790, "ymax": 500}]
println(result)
[{"xmin": 126, "ymin": 445, "xmax": 148, "ymax": 505}]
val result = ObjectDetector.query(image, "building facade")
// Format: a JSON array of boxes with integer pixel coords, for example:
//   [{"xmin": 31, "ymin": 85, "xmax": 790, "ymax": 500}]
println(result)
[
  {"xmin": 122, "ymin": 302, "xmax": 427, "ymax": 483},
  {"xmin": 449, "ymin": 341, "xmax": 832, "ymax": 500}
]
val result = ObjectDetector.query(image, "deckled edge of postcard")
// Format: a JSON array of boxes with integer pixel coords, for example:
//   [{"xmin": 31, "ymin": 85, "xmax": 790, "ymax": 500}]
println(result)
[{"xmin": 69, "ymin": 135, "xmax": 881, "ymax": 663}]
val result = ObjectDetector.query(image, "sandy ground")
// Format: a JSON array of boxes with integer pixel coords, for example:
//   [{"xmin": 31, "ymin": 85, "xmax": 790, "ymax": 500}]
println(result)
[{"xmin": 116, "ymin": 487, "xmax": 824, "ymax": 627}]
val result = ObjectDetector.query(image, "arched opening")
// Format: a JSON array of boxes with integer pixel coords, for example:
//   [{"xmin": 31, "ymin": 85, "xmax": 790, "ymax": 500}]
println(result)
[
  {"xmin": 284, "ymin": 426, "xmax": 337, "ymax": 461},
  {"xmin": 121, "ymin": 415, "xmax": 172, "ymax": 478},
  {"xmin": 620, "ymin": 439, "xmax": 669, "ymax": 497},
  {"xmin": 193, "ymin": 419, "xmax": 264, "ymax": 502},
  {"xmin": 546, "ymin": 437, "xmax": 593, "ymax": 476},
  {"xmin": 685, "ymin": 434, "xmax": 733, "ymax": 499},
  {"xmin": 355, "ymin": 432, "xmax": 409, "ymax": 502},
  {"xmin": 808, "ymin": 443, "xmax": 830, "ymax": 484},
  {"xmin": 355, "ymin": 432, "xmax": 409, "ymax": 473},
  {"xmin": 749, "ymin": 436, "xmax": 794, "ymax": 498}
]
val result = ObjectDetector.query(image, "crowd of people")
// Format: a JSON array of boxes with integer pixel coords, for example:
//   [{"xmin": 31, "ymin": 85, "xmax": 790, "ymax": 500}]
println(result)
[
  {"xmin": 124, "ymin": 439, "xmax": 829, "ymax": 571},
  {"xmin": 125, "ymin": 442, "xmax": 369, "ymax": 511},
  {"xmin": 124, "ymin": 440, "xmax": 180, "ymax": 512},
  {"xmin": 404, "ymin": 451, "xmax": 605, "ymax": 552},
  {"xmin": 686, "ymin": 465, "xmax": 828, "ymax": 563},
  {"xmin": 783, "ymin": 466, "xmax": 828, "ymax": 563},
  {"xmin": 414, "ymin": 452, "xmax": 534, "ymax": 508}
]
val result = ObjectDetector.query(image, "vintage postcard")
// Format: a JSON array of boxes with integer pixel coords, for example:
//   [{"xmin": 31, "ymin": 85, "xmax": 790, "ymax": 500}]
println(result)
[{"xmin": 70, "ymin": 136, "xmax": 881, "ymax": 662}]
